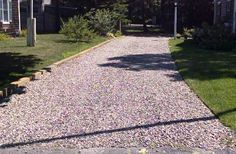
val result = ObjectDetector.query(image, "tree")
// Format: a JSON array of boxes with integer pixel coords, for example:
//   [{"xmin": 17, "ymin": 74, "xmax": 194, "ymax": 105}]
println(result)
[
  {"xmin": 129, "ymin": 0, "xmax": 161, "ymax": 31},
  {"xmin": 112, "ymin": 0, "xmax": 129, "ymax": 31}
]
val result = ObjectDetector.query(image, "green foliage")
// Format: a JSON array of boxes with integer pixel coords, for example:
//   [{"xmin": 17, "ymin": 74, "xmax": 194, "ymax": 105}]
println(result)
[
  {"xmin": 193, "ymin": 23, "xmax": 236, "ymax": 51},
  {"xmin": 86, "ymin": 9, "xmax": 116, "ymax": 35},
  {"xmin": 112, "ymin": 0, "xmax": 129, "ymax": 24},
  {"xmin": 19, "ymin": 29, "xmax": 27, "ymax": 37},
  {"xmin": 60, "ymin": 16, "xmax": 94, "ymax": 42},
  {"xmin": 0, "ymin": 33, "xmax": 9, "ymax": 41},
  {"xmin": 182, "ymin": 28, "xmax": 195, "ymax": 39}
]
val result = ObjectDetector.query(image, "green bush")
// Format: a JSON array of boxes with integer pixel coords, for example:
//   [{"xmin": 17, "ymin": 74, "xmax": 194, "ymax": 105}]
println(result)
[
  {"xmin": 0, "ymin": 33, "xmax": 9, "ymax": 41},
  {"xmin": 60, "ymin": 16, "xmax": 94, "ymax": 42},
  {"xmin": 86, "ymin": 9, "xmax": 116, "ymax": 35},
  {"xmin": 193, "ymin": 23, "xmax": 236, "ymax": 51}
]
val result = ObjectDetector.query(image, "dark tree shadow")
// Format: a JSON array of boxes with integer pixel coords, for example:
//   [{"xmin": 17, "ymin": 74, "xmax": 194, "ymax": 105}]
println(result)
[
  {"xmin": 0, "ymin": 52, "xmax": 41, "ymax": 90},
  {"xmin": 171, "ymin": 40, "xmax": 236, "ymax": 80},
  {"xmin": 0, "ymin": 108, "xmax": 235, "ymax": 149},
  {"xmin": 99, "ymin": 40, "xmax": 236, "ymax": 81},
  {"xmin": 99, "ymin": 54, "xmax": 175, "ymax": 71},
  {"xmin": 99, "ymin": 53, "xmax": 182, "ymax": 81}
]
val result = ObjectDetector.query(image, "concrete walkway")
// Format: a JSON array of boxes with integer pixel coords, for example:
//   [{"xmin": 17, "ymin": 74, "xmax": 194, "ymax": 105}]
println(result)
[{"xmin": 0, "ymin": 36, "xmax": 235, "ymax": 151}]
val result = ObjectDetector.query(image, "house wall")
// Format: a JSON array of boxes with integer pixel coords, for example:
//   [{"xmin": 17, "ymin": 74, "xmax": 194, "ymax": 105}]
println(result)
[
  {"xmin": 0, "ymin": 0, "xmax": 20, "ymax": 34},
  {"xmin": 20, "ymin": 0, "xmax": 77, "ymax": 33},
  {"xmin": 233, "ymin": 0, "xmax": 236, "ymax": 32},
  {"xmin": 214, "ymin": 0, "xmax": 236, "ymax": 32}
]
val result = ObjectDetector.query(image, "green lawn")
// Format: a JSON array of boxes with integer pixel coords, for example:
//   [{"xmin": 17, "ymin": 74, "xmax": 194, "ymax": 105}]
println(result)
[
  {"xmin": 169, "ymin": 39, "xmax": 236, "ymax": 131},
  {"xmin": 0, "ymin": 34, "xmax": 108, "ymax": 90}
]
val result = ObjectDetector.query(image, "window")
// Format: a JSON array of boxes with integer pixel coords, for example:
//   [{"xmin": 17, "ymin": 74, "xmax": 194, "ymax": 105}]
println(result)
[{"xmin": 0, "ymin": 0, "xmax": 12, "ymax": 23}]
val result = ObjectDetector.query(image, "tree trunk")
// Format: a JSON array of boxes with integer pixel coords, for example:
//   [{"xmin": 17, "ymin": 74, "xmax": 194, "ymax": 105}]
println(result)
[{"xmin": 119, "ymin": 20, "xmax": 122, "ymax": 32}]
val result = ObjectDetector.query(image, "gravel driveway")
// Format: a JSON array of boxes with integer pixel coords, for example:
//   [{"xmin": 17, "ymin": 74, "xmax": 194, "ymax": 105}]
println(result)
[{"xmin": 0, "ymin": 36, "xmax": 235, "ymax": 150}]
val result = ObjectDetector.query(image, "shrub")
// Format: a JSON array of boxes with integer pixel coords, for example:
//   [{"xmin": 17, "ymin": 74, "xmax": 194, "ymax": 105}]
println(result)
[
  {"xmin": 193, "ymin": 23, "xmax": 236, "ymax": 51},
  {"xmin": 114, "ymin": 31, "xmax": 123, "ymax": 37},
  {"xmin": 60, "ymin": 16, "xmax": 94, "ymax": 42},
  {"xmin": 106, "ymin": 32, "xmax": 116, "ymax": 38},
  {"xmin": 19, "ymin": 29, "xmax": 27, "ymax": 37},
  {"xmin": 86, "ymin": 9, "xmax": 116, "ymax": 35},
  {"xmin": 182, "ymin": 28, "xmax": 195, "ymax": 39},
  {"xmin": 0, "ymin": 33, "xmax": 9, "ymax": 41},
  {"xmin": 176, "ymin": 33, "xmax": 182, "ymax": 39}
]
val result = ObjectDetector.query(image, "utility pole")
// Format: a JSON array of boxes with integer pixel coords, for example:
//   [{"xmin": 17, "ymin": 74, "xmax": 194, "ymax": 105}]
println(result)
[
  {"xmin": 27, "ymin": 0, "xmax": 36, "ymax": 46},
  {"xmin": 174, "ymin": 2, "xmax": 178, "ymax": 39}
]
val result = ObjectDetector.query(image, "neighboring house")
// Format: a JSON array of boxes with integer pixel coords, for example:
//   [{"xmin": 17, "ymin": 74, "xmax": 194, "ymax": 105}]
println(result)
[
  {"xmin": 0, "ymin": 0, "xmax": 77, "ymax": 34},
  {"xmin": 0, "ymin": 0, "xmax": 20, "ymax": 33},
  {"xmin": 20, "ymin": 0, "xmax": 77, "ymax": 33},
  {"xmin": 214, "ymin": 0, "xmax": 236, "ymax": 33}
]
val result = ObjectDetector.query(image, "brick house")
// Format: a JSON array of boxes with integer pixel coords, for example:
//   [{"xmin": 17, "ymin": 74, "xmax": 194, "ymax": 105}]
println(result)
[
  {"xmin": 0, "ymin": 0, "xmax": 20, "ymax": 33},
  {"xmin": 214, "ymin": 0, "xmax": 236, "ymax": 33}
]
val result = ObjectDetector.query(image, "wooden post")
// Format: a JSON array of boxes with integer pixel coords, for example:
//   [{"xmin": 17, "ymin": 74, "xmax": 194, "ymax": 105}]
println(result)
[
  {"xmin": 174, "ymin": 2, "xmax": 178, "ymax": 39},
  {"xmin": 27, "ymin": 0, "xmax": 36, "ymax": 47}
]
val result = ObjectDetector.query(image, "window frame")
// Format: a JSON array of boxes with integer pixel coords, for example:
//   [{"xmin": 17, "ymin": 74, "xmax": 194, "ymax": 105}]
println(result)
[{"xmin": 0, "ymin": 0, "xmax": 12, "ymax": 24}]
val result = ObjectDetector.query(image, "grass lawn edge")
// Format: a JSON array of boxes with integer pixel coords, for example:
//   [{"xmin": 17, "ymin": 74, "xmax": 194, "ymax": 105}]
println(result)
[{"xmin": 168, "ymin": 38, "xmax": 236, "ymax": 132}]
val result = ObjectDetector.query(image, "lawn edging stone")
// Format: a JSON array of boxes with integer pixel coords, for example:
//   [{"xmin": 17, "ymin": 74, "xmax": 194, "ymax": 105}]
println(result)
[{"xmin": 0, "ymin": 36, "xmax": 123, "ymax": 103}]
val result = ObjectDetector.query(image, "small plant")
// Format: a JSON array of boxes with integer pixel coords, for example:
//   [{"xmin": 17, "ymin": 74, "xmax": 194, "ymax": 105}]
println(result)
[
  {"xmin": 86, "ymin": 9, "xmax": 116, "ymax": 35},
  {"xmin": 106, "ymin": 32, "xmax": 116, "ymax": 38},
  {"xmin": 176, "ymin": 33, "xmax": 182, "ymax": 39},
  {"xmin": 182, "ymin": 28, "xmax": 195, "ymax": 39},
  {"xmin": 0, "ymin": 32, "xmax": 9, "ymax": 41},
  {"xmin": 60, "ymin": 16, "xmax": 94, "ymax": 42},
  {"xmin": 114, "ymin": 31, "xmax": 123, "ymax": 37},
  {"xmin": 19, "ymin": 29, "xmax": 27, "ymax": 37}
]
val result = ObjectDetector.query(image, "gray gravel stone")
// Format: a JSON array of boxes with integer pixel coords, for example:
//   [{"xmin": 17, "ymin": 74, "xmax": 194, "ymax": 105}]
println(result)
[{"xmin": 0, "ymin": 36, "xmax": 235, "ymax": 151}]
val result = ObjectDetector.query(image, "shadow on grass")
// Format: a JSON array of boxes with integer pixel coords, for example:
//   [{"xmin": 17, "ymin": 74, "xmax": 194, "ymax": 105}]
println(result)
[
  {"xmin": 171, "ymin": 40, "xmax": 236, "ymax": 80},
  {"xmin": 0, "ymin": 108, "xmax": 235, "ymax": 148},
  {"xmin": 0, "ymin": 52, "xmax": 41, "ymax": 90}
]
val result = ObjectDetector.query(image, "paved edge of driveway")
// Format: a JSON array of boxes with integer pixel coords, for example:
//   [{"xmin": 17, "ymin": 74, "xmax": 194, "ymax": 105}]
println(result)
[
  {"xmin": 1, "ymin": 147, "xmax": 236, "ymax": 154},
  {"xmin": 0, "ymin": 36, "xmax": 124, "ymax": 104}
]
